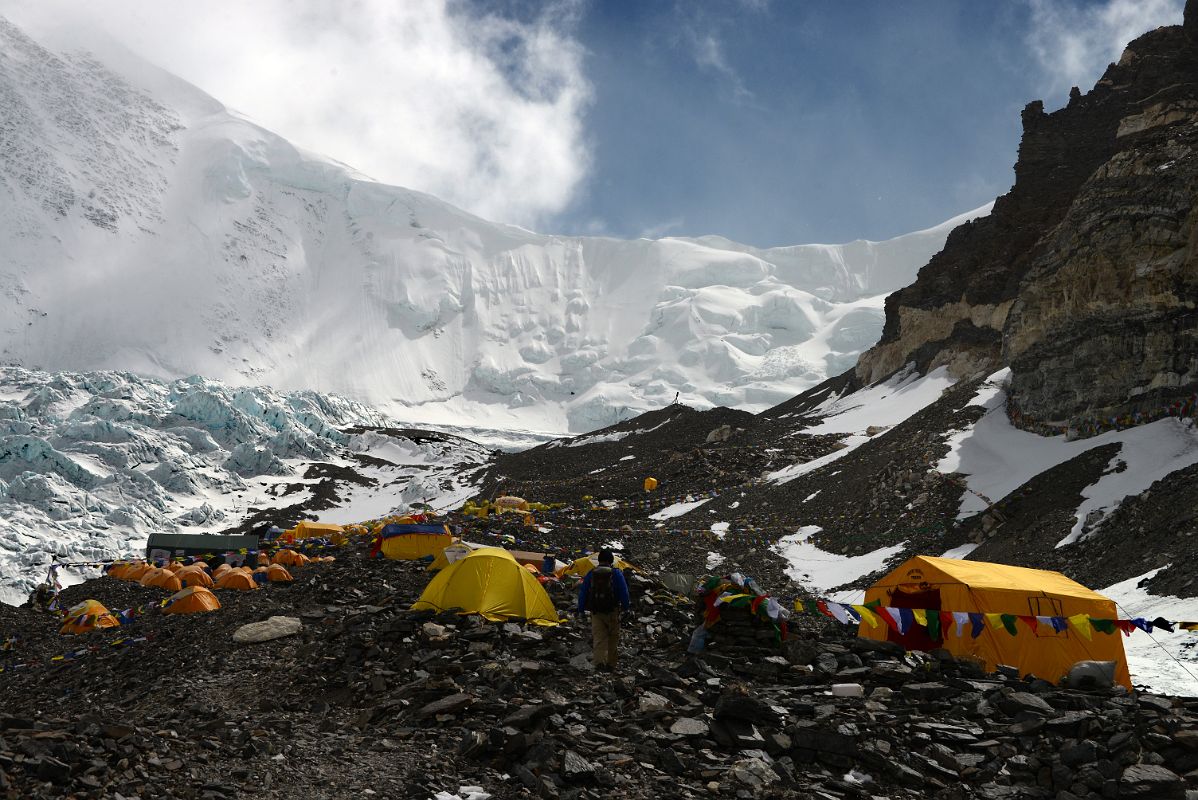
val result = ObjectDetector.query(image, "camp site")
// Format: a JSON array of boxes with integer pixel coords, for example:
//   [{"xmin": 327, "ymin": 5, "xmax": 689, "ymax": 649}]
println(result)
[{"xmin": 5, "ymin": 3, "xmax": 1198, "ymax": 798}]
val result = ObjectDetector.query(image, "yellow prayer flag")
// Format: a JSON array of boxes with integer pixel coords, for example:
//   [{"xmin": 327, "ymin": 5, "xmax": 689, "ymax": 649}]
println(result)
[
  {"xmin": 853, "ymin": 604, "xmax": 879, "ymax": 629},
  {"xmin": 912, "ymin": 609, "xmax": 928, "ymax": 627},
  {"xmin": 985, "ymin": 613, "xmax": 1004, "ymax": 630},
  {"xmin": 1068, "ymin": 614, "xmax": 1093, "ymax": 641}
]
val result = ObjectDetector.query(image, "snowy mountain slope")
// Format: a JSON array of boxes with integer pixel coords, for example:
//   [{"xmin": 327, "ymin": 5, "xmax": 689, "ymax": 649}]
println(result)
[
  {"xmin": 0, "ymin": 16, "xmax": 988, "ymax": 436},
  {"xmin": 0, "ymin": 366, "xmax": 488, "ymax": 605}
]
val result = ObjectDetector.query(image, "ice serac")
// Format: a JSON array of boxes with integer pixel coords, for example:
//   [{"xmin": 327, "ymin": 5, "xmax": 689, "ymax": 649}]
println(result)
[
  {"xmin": 856, "ymin": 3, "xmax": 1198, "ymax": 433},
  {"xmin": 0, "ymin": 15, "xmax": 985, "ymax": 436}
]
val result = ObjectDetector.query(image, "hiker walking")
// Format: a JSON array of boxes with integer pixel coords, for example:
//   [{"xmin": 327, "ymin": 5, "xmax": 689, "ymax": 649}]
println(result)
[
  {"xmin": 576, "ymin": 550, "xmax": 631, "ymax": 672},
  {"xmin": 27, "ymin": 583, "xmax": 53, "ymax": 612}
]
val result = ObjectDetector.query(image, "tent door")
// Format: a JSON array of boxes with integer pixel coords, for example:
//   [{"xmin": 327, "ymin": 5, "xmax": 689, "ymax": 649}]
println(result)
[{"xmin": 887, "ymin": 587, "xmax": 943, "ymax": 652}]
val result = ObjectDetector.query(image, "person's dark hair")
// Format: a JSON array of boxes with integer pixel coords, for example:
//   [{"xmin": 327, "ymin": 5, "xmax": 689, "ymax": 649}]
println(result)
[{"xmin": 597, "ymin": 549, "xmax": 614, "ymax": 565}]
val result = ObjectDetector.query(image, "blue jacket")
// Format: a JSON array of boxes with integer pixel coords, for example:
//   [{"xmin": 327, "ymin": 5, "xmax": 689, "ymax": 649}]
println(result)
[{"xmin": 577, "ymin": 566, "xmax": 631, "ymax": 613}]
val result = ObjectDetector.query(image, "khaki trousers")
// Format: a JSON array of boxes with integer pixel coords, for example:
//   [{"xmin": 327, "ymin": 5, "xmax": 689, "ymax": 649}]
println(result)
[{"xmin": 591, "ymin": 610, "xmax": 620, "ymax": 666}]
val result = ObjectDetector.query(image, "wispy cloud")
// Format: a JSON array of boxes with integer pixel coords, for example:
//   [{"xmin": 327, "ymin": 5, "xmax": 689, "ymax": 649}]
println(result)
[
  {"xmin": 672, "ymin": 2, "xmax": 759, "ymax": 103},
  {"xmin": 1025, "ymin": 0, "xmax": 1184, "ymax": 102},
  {"xmin": 2, "ymin": 0, "xmax": 593, "ymax": 228},
  {"xmin": 638, "ymin": 217, "xmax": 685, "ymax": 239}
]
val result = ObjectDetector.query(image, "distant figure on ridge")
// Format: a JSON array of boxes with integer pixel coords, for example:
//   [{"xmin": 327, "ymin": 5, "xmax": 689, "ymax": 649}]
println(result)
[{"xmin": 576, "ymin": 549, "xmax": 631, "ymax": 672}]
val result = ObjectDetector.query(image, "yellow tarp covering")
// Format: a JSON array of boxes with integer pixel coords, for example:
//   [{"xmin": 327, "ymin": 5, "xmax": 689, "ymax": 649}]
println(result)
[
  {"xmin": 60, "ymin": 600, "xmax": 120, "ymax": 635},
  {"xmin": 381, "ymin": 531, "xmax": 453, "ymax": 561},
  {"xmin": 560, "ymin": 555, "xmax": 634, "ymax": 578},
  {"xmin": 859, "ymin": 556, "xmax": 1131, "ymax": 689},
  {"xmin": 282, "ymin": 520, "xmax": 345, "ymax": 543},
  {"xmin": 412, "ymin": 547, "xmax": 561, "ymax": 625},
  {"xmin": 163, "ymin": 586, "xmax": 221, "ymax": 615}
]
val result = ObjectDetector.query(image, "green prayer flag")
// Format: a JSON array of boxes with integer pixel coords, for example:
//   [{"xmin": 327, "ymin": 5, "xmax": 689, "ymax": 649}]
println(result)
[
  {"xmin": 1091, "ymin": 618, "xmax": 1116, "ymax": 635},
  {"xmin": 1000, "ymin": 614, "xmax": 1019, "ymax": 636}
]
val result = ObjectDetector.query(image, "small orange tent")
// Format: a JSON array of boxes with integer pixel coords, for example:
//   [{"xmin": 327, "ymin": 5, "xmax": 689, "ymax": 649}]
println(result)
[
  {"xmin": 266, "ymin": 564, "xmax": 293, "ymax": 583},
  {"xmin": 138, "ymin": 568, "xmax": 167, "ymax": 587},
  {"xmin": 212, "ymin": 564, "xmax": 232, "ymax": 580},
  {"xmin": 257, "ymin": 552, "xmax": 271, "ymax": 566},
  {"xmin": 163, "ymin": 586, "xmax": 221, "ymax": 615},
  {"xmin": 164, "ymin": 561, "xmax": 183, "ymax": 573},
  {"xmin": 60, "ymin": 600, "xmax": 120, "ymax": 635},
  {"xmin": 124, "ymin": 562, "xmax": 153, "ymax": 582},
  {"xmin": 273, "ymin": 549, "xmax": 310, "ymax": 567},
  {"xmin": 147, "ymin": 570, "xmax": 183, "ymax": 592},
  {"xmin": 107, "ymin": 562, "xmax": 133, "ymax": 580},
  {"xmin": 177, "ymin": 567, "xmax": 213, "ymax": 588},
  {"xmin": 215, "ymin": 571, "xmax": 258, "ymax": 591}
]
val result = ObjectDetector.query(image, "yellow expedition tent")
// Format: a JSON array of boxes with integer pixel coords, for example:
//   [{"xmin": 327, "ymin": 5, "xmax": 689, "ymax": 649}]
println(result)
[
  {"xmin": 379, "ymin": 523, "xmax": 453, "ymax": 561},
  {"xmin": 859, "ymin": 556, "xmax": 1131, "ymax": 689},
  {"xmin": 412, "ymin": 547, "xmax": 560, "ymax": 625},
  {"xmin": 60, "ymin": 600, "xmax": 120, "ymax": 635},
  {"xmin": 163, "ymin": 586, "xmax": 221, "ymax": 615}
]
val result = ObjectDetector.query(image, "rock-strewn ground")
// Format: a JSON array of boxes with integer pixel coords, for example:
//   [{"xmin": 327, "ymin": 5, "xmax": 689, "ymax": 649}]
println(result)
[{"xmin": 2, "ymin": 544, "xmax": 1198, "ymax": 799}]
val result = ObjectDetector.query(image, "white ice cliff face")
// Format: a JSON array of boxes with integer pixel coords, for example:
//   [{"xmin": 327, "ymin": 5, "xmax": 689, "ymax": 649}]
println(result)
[
  {"xmin": 0, "ymin": 16, "xmax": 990, "ymax": 436},
  {"xmin": 0, "ymin": 366, "xmax": 396, "ymax": 605}
]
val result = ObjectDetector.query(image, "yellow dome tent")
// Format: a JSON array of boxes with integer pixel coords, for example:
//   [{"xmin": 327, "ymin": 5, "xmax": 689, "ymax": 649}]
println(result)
[
  {"xmin": 163, "ymin": 586, "xmax": 221, "ymax": 615},
  {"xmin": 146, "ymin": 570, "xmax": 183, "ymax": 592},
  {"xmin": 412, "ymin": 547, "xmax": 561, "ymax": 625},
  {"xmin": 426, "ymin": 542, "xmax": 481, "ymax": 572},
  {"xmin": 123, "ymin": 562, "xmax": 153, "ymax": 582},
  {"xmin": 60, "ymin": 600, "xmax": 120, "ymax": 635},
  {"xmin": 859, "ymin": 556, "xmax": 1131, "ymax": 690}
]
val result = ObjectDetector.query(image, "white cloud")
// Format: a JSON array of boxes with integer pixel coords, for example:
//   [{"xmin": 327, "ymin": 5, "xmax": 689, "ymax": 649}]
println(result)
[
  {"xmin": 0, "ymin": 0, "xmax": 592, "ymax": 228},
  {"xmin": 1025, "ymin": 0, "xmax": 1184, "ymax": 102}
]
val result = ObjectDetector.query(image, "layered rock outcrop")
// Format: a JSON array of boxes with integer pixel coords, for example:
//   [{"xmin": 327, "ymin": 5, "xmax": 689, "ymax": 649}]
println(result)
[{"xmin": 856, "ymin": 3, "xmax": 1198, "ymax": 432}]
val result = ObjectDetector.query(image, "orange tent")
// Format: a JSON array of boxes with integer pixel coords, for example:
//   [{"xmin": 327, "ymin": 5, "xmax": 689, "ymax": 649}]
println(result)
[
  {"xmin": 107, "ymin": 562, "xmax": 134, "ymax": 580},
  {"xmin": 138, "ymin": 568, "xmax": 167, "ymax": 587},
  {"xmin": 164, "ymin": 561, "xmax": 182, "ymax": 573},
  {"xmin": 266, "ymin": 564, "xmax": 293, "ymax": 583},
  {"xmin": 257, "ymin": 552, "xmax": 271, "ymax": 566},
  {"xmin": 147, "ymin": 570, "xmax": 183, "ymax": 592},
  {"xmin": 177, "ymin": 567, "xmax": 213, "ymax": 588},
  {"xmin": 60, "ymin": 600, "xmax": 120, "ymax": 635},
  {"xmin": 124, "ymin": 562, "xmax": 153, "ymax": 582},
  {"xmin": 215, "ymin": 571, "xmax": 258, "ymax": 591},
  {"xmin": 212, "ymin": 564, "xmax": 233, "ymax": 580},
  {"xmin": 163, "ymin": 586, "xmax": 221, "ymax": 615},
  {"xmin": 273, "ymin": 549, "xmax": 310, "ymax": 567},
  {"xmin": 190, "ymin": 561, "xmax": 209, "ymax": 570}
]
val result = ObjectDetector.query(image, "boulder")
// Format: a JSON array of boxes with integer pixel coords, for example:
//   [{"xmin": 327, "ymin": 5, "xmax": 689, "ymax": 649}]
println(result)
[{"xmin": 232, "ymin": 616, "xmax": 302, "ymax": 644}]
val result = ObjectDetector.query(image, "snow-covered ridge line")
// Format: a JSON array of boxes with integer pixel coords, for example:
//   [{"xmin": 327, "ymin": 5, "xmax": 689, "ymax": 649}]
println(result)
[{"xmin": 0, "ymin": 15, "xmax": 990, "ymax": 436}]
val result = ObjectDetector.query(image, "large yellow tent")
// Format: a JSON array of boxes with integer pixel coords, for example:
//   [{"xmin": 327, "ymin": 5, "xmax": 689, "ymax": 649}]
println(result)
[
  {"xmin": 412, "ymin": 547, "xmax": 561, "ymax": 625},
  {"xmin": 859, "ymin": 556, "xmax": 1131, "ymax": 689},
  {"xmin": 60, "ymin": 600, "xmax": 121, "ymax": 635},
  {"xmin": 163, "ymin": 586, "xmax": 221, "ymax": 615}
]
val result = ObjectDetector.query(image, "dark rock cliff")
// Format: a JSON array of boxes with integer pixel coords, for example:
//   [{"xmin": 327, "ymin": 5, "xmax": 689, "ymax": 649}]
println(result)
[{"xmin": 856, "ymin": 4, "xmax": 1198, "ymax": 432}]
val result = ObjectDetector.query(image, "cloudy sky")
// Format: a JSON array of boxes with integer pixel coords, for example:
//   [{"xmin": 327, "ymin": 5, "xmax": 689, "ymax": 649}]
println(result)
[{"xmin": 1, "ymin": 0, "xmax": 1185, "ymax": 245}]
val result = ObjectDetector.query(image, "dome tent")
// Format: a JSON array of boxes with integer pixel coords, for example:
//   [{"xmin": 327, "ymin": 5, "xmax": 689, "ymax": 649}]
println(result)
[
  {"xmin": 412, "ymin": 547, "xmax": 560, "ymax": 625},
  {"xmin": 60, "ymin": 600, "xmax": 120, "ymax": 635},
  {"xmin": 163, "ymin": 586, "xmax": 221, "ymax": 615},
  {"xmin": 859, "ymin": 556, "xmax": 1131, "ymax": 690}
]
